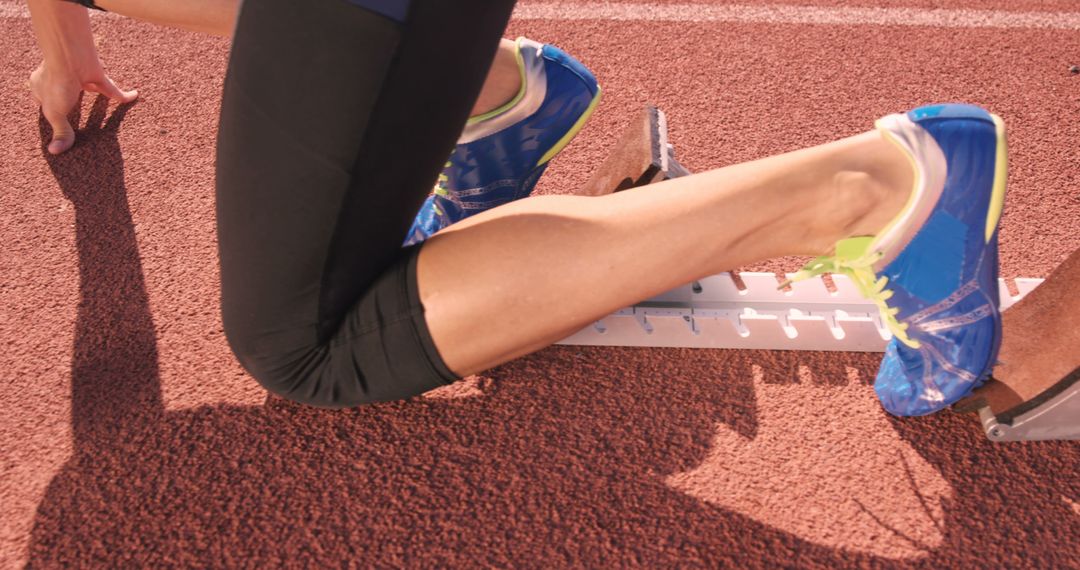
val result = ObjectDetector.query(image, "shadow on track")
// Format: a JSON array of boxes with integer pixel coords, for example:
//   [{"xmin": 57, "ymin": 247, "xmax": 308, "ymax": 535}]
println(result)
[{"xmin": 24, "ymin": 98, "xmax": 1080, "ymax": 567}]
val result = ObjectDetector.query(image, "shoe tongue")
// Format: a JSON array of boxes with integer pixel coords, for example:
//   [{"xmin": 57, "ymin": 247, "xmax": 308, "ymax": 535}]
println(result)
[
  {"xmin": 835, "ymin": 236, "xmax": 874, "ymax": 263},
  {"xmin": 789, "ymin": 236, "xmax": 873, "ymax": 288}
]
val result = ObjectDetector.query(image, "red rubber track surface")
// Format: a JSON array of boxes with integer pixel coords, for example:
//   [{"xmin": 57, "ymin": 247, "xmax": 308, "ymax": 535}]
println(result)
[
  {"xmin": 2, "ymin": 1, "xmax": 1079, "ymax": 567},
  {"xmin": 557, "ymin": 0, "xmax": 1080, "ymax": 11}
]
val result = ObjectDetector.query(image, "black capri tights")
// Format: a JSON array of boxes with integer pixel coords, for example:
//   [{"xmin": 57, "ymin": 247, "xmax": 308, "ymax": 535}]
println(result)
[{"xmin": 216, "ymin": 0, "xmax": 516, "ymax": 407}]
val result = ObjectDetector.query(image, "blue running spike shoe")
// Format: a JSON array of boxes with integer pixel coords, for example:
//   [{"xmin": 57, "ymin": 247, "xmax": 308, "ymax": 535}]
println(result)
[
  {"xmin": 403, "ymin": 37, "xmax": 601, "ymax": 246},
  {"xmin": 790, "ymin": 103, "xmax": 1007, "ymax": 416}
]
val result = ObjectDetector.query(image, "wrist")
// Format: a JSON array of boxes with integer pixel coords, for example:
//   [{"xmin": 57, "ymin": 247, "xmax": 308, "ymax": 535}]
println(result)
[
  {"xmin": 33, "ymin": 60, "xmax": 82, "ymax": 92},
  {"xmin": 28, "ymin": 0, "xmax": 102, "ymax": 75},
  {"xmin": 65, "ymin": 0, "xmax": 106, "ymax": 11}
]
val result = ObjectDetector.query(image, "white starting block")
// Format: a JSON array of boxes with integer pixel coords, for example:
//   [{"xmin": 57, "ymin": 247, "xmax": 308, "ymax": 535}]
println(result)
[{"xmin": 557, "ymin": 272, "xmax": 1041, "ymax": 353}]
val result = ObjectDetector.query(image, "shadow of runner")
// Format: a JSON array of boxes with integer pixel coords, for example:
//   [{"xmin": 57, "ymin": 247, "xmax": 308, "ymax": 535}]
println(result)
[
  {"xmin": 42, "ymin": 97, "xmax": 163, "ymax": 449},
  {"xmin": 22, "ymin": 98, "xmax": 1080, "ymax": 567}
]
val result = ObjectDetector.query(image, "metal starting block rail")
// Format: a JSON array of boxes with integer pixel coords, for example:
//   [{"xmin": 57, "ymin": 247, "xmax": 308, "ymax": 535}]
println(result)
[{"xmin": 556, "ymin": 273, "xmax": 1044, "ymax": 351}]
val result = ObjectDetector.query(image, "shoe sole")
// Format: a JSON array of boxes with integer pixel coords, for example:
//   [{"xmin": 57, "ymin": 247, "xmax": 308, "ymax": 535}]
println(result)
[
  {"xmin": 536, "ymin": 86, "xmax": 603, "ymax": 167},
  {"xmin": 969, "ymin": 111, "xmax": 1009, "ymax": 399},
  {"xmin": 884, "ymin": 105, "xmax": 1009, "ymax": 414},
  {"xmin": 986, "ymin": 113, "xmax": 1008, "ymax": 243}
]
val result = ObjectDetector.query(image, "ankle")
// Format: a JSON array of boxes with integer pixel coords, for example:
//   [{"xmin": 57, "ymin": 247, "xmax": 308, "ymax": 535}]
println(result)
[
  {"xmin": 470, "ymin": 39, "xmax": 523, "ymax": 117},
  {"xmin": 788, "ymin": 170, "xmax": 881, "ymax": 255},
  {"xmin": 835, "ymin": 133, "xmax": 914, "ymax": 240},
  {"xmin": 831, "ymin": 171, "xmax": 898, "ymax": 237}
]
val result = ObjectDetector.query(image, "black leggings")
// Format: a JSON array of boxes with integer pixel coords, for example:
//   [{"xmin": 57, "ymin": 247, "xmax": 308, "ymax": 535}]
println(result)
[{"xmin": 216, "ymin": 0, "xmax": 516, "ymax": 407}]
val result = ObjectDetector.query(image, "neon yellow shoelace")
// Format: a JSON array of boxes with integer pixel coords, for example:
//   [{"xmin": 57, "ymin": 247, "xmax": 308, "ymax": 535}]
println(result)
[
  {"xmin": 785, "ymin": 236, "xmax": 921, "ymax": 349},
  {"xmin": 430, "ymin": 160, "xmax": 453, "ymax": 216}
]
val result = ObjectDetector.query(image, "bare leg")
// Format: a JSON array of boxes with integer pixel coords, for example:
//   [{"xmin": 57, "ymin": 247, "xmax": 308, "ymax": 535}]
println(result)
[
  {"xmin": 471, "ymin": 39, "xmax": 521, "ymax": 116},
  {"xmin": 419, "ymin": 131, "xmax": 914, "ymax": 375}
]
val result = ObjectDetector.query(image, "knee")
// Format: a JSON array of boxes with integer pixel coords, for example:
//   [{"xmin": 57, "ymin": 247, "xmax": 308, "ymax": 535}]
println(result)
[
  {"xmin": 219, "ymin": 247, "xmax": 456, "ymax": 407},
  {"xmin": 222, "ymin": 327, "xmax": 347, "ymax": 408},
  {"xmin": 223, "ymin": 322, "xmax": 449, "ymax": 409}
]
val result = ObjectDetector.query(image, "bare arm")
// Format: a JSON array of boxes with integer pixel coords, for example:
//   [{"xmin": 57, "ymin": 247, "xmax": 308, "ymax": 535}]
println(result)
[
  {"xmin": 27, "ymin": 0, "xmax": 97, "ymax": 72},
  {"xmin": 27, "ymin": 0, "xmax": 137, "ymax": 153},
  {"xmin": 26, "ymin": 0, "xmax": 238, "ymax": 154},
  {"xmin": 94, "ymin": 0, "xmax": 238, "ymax": 37}
]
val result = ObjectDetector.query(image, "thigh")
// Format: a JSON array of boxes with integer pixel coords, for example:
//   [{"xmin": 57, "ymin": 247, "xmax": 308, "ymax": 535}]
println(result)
[{"xmin": 216, "ymin": 0, "xmax": 516, "ymax": 404}]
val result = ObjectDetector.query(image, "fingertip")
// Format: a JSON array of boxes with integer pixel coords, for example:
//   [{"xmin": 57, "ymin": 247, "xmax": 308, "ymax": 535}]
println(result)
[
  {"xmin": 107, "ymin": 88, "xmax": 138, "ymax": 104},
  {"xmin": 48, "ymin": 137, "xmax": 74, "ymax": 155}
]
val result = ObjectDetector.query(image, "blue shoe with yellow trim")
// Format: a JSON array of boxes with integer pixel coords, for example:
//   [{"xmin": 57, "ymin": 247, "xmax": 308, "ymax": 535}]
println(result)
[
  {"xmin": 403, "ymin": 37, "xmax": 601, "ymax": 246},
  {"xmin": 790, "ymin": 103, "xmax": 1007, "ymax": 416}
]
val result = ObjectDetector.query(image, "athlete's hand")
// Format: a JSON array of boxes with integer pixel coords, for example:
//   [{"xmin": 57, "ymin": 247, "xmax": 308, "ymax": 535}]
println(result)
[{"xmin": 29, "ymin": 60, "xmax": 138, "ymax": 155}]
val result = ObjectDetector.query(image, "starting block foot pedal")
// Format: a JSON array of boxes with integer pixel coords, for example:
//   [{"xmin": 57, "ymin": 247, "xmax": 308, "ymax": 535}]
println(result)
[
  {"xmin": 976, "ymin": 369, "xmax": 1080, "ymax": 442},
  {"xmin": 956, "ymin": 248, "xmax": 1080, "ymax": 442},
  {"xmin": 577, "ymin": 105, "xmax": 690, "ymax": 197}
]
